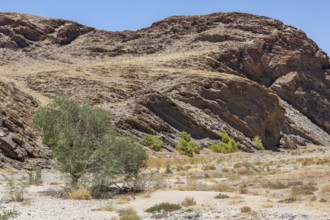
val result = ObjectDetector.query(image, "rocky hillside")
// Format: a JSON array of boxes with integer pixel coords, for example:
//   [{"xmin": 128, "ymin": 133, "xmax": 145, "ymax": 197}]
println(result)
[{"xmin": 0, "ymin": 12, "xmax": 329, "ymax": 166}]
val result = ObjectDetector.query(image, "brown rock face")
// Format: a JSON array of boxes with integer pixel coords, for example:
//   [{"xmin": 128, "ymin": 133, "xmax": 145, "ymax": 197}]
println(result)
[
  {"xmin": 0, "ymin": 13, "xmax": 93, "ymax": 50},
  {"xmin": 0, "ymin": 12, "xmax": 329, "ymax": 165},
  {"xmin": 0, "ymin": 82, "xmax": 48, "ymax": 168}
]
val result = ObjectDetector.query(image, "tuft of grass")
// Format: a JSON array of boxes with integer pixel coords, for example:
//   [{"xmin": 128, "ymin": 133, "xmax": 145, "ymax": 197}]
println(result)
[
  {"xmin": 67, "ymin": 187, "xmax": 92, "ymax": 200},
  {"xmin": 321, "ymin": 184, "xmax": 330, "ymax": 193},
  {"xmin": 3, "ymin": 175, "xmax": 26, "ymax": 202},
  {"xmin": 117, "ymin": 208, "xmax": 141, "ymax": 220},
  {"xmin": 278, "ymin": 197, "xmax": 296, "ymax": 203},
  {"xmin": 93, "ymin": 203, "xmax": 116, "ymax": 212},
  {"xmin": 291, "ymin": 184, "xmax": 318, "ymax": 196},
  {"xmin": 27, "ymin": 168, "xmax": 43, "ymax": 186},
  {"xmin": 240, "ymin": 206, "xmax": 252, "ymax": 213},
  {"xmin": 261, "ymin": 203, "xmax": 274, "ymax": 208},
  {"xmin": 214, "ymin": 193, "xmax": 230, "ymax": 199},
  {"xmin": 181, "ymin": 197, "xmax": 196, "ymax": 207},
  {"xmin": 0, "ymin": 202, "xmax": 19, "ymax": 220},
  {"xmin": 116, "ymin": 198, "xmax": 129, "ymax": 204},
  {"xmin": 20, "ymin": 200, "xmax": 32, "ymax": 206},
  {"xmin": 145, "ymin": 202, "xmax": 181, "ymax": 213}
]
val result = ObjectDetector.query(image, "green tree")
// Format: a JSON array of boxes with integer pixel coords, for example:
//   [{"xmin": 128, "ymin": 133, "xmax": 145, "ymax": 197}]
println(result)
[
  {"xmin": 176, "ymin": 131, "xmax": 200, "ymax": 157},
  {"xmin": 34, "ymin": 97, "xmax": 147, "ymax": 188}
]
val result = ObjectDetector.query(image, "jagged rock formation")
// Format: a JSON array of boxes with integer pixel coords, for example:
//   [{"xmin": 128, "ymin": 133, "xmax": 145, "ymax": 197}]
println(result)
[
  {"xmin": 0, "ymin": 82, "xmax": 48, "ymax": 168},
  {"xmin": 0, "ymin": 12, "xmax": 329, "ymax": 165}
]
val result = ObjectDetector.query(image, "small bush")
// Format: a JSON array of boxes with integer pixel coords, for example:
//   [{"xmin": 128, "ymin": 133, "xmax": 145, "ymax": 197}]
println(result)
[
  {"xmin": 67, "ymin": 187, "xmax": 92, "ymax": 200},
  {"xmin": 253, "ymin": 136, "xmax": 265, "ymax": 150},
  {"xmin": 208, "ymin": 132, "xmax": 238, "ymax": 153},
  {"xmin": 27, "ymin": 168, "xmax": 43, "ymax": 186},
  {"xmin": 321, "ymin": 184, "xmax": 330, "ymax": 193},
  {"xmin": 140, "ymin": 135, "xmax": 163, "ymax": 151},
  {"xmin": 146, "ymin": 202, "xmax": 181, "ymax": 213},
  {"xmin": 176, "ymin": 131, "xmax": 200, "ymax": 157},
  {"xmin": 278, "ymin": 197, "xmax": 296, "ymax": 203},
  {"xmin": 117, "ymin": 208, "xmax": 141, "ymax": 220},
  {"xmin": 3, "ymin": 176, "xmax": 26, "ymax": 202},
  {"xmin": 0, "ymin": 203, "xmax": 19, "ymax": 220},
  {"xmin": 214, "ymin": 193, "xmax": 230, "ymax": 199},
  {"xmin": 291, "ymin": 184, "xmax": 318, "ymax": 196},
  {"xmin": 240, "ymin": 206, "xmax": 252, "ymax": 213},
  {"xmin": 181, "ymin": 196, "xmax": 196, "ymax": 207},
  {"xmin": 94, "ymin": 203, "xmax": 116, "ymax": 212}
]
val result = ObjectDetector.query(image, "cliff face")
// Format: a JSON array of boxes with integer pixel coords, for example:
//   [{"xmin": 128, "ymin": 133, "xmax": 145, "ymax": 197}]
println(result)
[{"xmin": 0, "ymin": 12, "xmax": 329, "ymax": 166}]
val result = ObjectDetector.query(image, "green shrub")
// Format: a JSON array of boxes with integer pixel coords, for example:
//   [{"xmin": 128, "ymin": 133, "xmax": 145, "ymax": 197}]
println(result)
[
  {"xmin": 176, "ymin": 131, "xmax": 200, "ymax": 157},
  {"xmin": 140, "ymin": 135, "xmax": 163, "ymax": 151},
  {"xmin": 34, "ymin": 96, "xmax": 148, "ymax": 190},
  {"xmin": 208, "ymin": 132, "xmax": 238, "ymax": 153},
  {"xmin": 253, "ymin": 135, "xmax": 265, "ymax": 150},
  {"xmin": 145, "ymin": 202, "xmax": 181, "ymax": 213}
]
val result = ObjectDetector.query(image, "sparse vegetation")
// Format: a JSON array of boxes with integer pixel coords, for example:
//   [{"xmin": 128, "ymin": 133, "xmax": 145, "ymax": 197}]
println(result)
[
  {"xmin": 94, "ymin": 203, "xmax": 116, "ymax": 212},
  {"xmin": 208, "ymin": 132, "xmax": 238, "ymax": 153},
  {"xmin": 181, "ymin": 196, "xmax": 196, "ymax": 207},
  {"xmin": 140, "ymin": 134, "xmax": 163, "ymax": 151},
  {"xmin": 253, "ymin": 135, "xmax": 265, "ymax": 150},
  {"xmin": 240, "ymin": 206, "xmax": 252, "ymax": 213},
  {"xmin": 3, "ymin": 176, "xmax": 26, "ymax": 202},
  {"xmin": 321, "ymin": 184, "xmax": 330, "ymax": 193},
  {"xmin": 67, "ymin": 187, "xmax": 92, "ymax": 200},
  {"xmin": 117, "ymin": 208, "xmax": 141, "ymax": 220},
  {"xmin": 0, "ymin": 203, "xmax": 19, "ymax": 220},
  {"xmin": 176, "ymin": 131, "xmax": 200, "ymax": 157},
  {"xmin": 214, "ymin": 193, "xmax": 230, "ymax": 199},
  {"xmin": 146, "ymin": 202, "xmax": 181, "ymax": 213},
  {"xmin": 27, "ymin": 168, "xmax": 43, "ymax": 186}
]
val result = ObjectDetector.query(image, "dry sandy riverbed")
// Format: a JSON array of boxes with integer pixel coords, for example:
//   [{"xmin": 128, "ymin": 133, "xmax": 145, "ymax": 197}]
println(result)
[{"xmin": 0, "ymin": 145, "xmax": 329, "ymax": 220}]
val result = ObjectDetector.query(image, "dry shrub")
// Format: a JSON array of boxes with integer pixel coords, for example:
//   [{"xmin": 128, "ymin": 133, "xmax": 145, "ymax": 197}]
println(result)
[
  {"xmin": 67, "ymin": 187, "xmax": 92, "ymax": 200},
  {"xmin": 116, "ymin": 198, "xmax": 129, "ymax": 204},
  {"xmin": 321, "ymin": 184, "xmax": 330, "ymax": 193},
  {"xmin": 297, "ymin": 157, "xmax": 330, "ymax": 166},
  {"xmin": 93, "ymin": 203, "xmax": 116, "ymax": 212},
  {"xmin": 266, "ymin": 181, "xmax": 289, "ymax": 189},
  {"xmin": 214, "ymin": 193, "xmax": 229, "ymax": 199},
  {"xmin": 240, "ymin": 206, "xmax": 252, "ymax": 213},
  {"xmin": 234, "ymin": 162, "xmax": 251, "ymax": 169},
  {"xmin": 261, "ymin": 203, "xmax": 274, "ymax": 208},
  {"xmin": 203, "ymin": 165, "xmax": 216, "ymax": 171},
  {"xmin": 278, "ymin": 197, "xmax": 296, "ymax": 203},
  {"xmin": 237, "ymin": 168, "xmax": 254, "ymax": 175},
  {"xmin": 239, "ymin": 185, "xmax": 249, "ymax": 194},
  {"xmin": 179, "ymin": 180, "xmax": 234, "ymax": 192},
  {"xmin": 181, "ymin": 196, "xmax": 196, "ymax": 207},
  {"xmin": 117, "ymin": 207, "xmax": 141, "ymax": 220},
  {"xmin": 291, "ymin": 184, "xmax": 318, "ymax": 196},
  {"xmin": 221, "ymin": 168, "xmax": 230, "ymax": 173}
]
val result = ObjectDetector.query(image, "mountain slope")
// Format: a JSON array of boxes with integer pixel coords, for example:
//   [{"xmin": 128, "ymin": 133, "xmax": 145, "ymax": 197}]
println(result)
[{"xmin": 0, "ymin": 12, "xmax": 329, "ymax": 166}]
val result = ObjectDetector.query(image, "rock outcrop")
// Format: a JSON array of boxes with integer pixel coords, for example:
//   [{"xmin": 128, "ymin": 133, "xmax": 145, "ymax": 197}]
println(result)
[
  {"xmin": 0, "ymin": 82, "xmax": 48, "ymax": 168},
  {"xmin": 0, "ymin": 12, "xmax": 329, "ymax": 165}
]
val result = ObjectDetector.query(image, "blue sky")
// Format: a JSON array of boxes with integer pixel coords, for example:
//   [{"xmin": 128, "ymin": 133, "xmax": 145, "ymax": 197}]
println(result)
[{"xmin": 1, "ymin": 0, "xmax": 329, "ymax": 55}]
